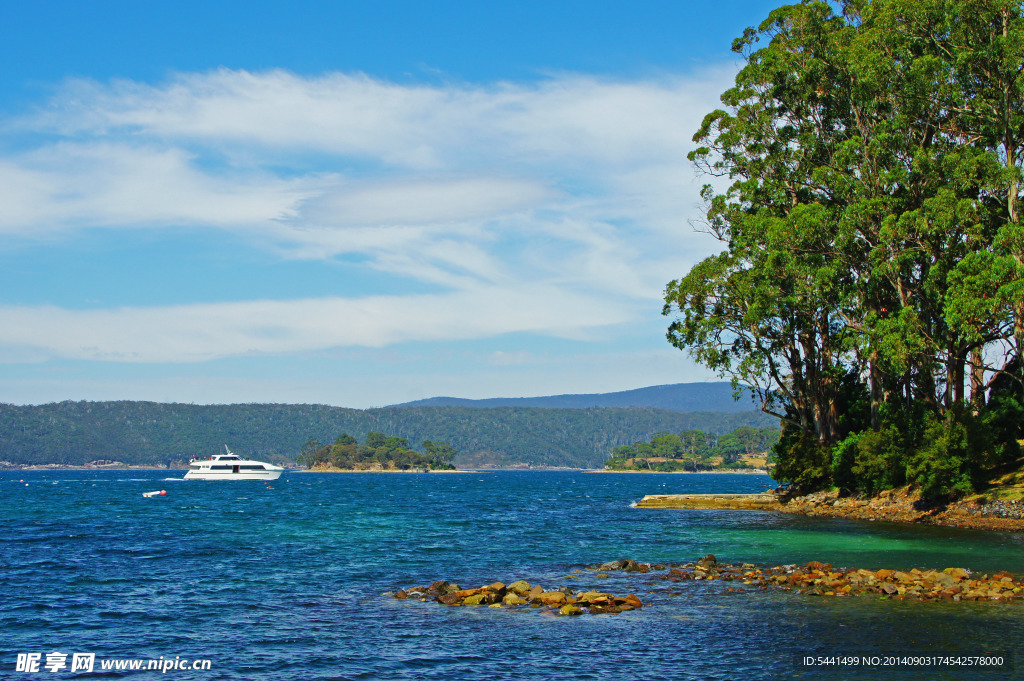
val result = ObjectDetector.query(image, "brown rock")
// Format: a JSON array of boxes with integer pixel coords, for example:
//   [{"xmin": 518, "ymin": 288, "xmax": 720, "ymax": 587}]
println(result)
[
  {"xmin": 507, "ymin": 580, "xmax": 532, "ymax": 594},
  {"xmin": 697, "ymin": 554, "xmax": 717, "ymax": 568},
  {"xmin": 589, "ymin": 605, "xmax": 626, "ymax": 615},
  {"xmin": 578, "ymin": 591, "xmax": 613, "ymax": 605},
  {"xmin": 438, "ymin": 593, "xmax": 462, "ymax": 605},
  {"xmin": 558, "ymin": 604, "xmax": 583, "ymax": 616},
  {"xmin": 537, "ymin": 591, "xmax": 567, "ymax": 606},
  {"xmin": 483, "ymin": 583, "xmax": 507, "ymax": 599}
]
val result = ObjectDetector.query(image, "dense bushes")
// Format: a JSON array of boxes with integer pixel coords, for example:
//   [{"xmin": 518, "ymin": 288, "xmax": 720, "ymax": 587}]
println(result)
[{"xmin": 774, "ymin": 397, "xmax": 1023, "ymax": 500}]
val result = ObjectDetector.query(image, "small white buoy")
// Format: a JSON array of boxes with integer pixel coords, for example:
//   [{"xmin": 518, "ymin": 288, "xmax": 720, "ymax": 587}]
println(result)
[{"xmin": 142, "ymin": 490, "xmax": 167, "ymax": 498}]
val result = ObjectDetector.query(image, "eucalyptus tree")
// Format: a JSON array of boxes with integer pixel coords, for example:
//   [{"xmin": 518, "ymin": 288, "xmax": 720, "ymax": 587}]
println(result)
[
  {"xmin": 667, "ymin": 0, "xmax": 863, "ymax": 446},
  {"xmin": 666, "ymin": 0, "xmax": 1024, "ymax": 494},
  {"xmin": 921, "ymin": 0, "xmax": 1024, "ymax": 399}
]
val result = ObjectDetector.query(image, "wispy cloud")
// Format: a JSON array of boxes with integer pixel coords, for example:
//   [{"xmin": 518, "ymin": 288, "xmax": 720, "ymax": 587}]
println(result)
[
  {"xmin": 0, "ymin": 285, "xmax": 636, "ymax": 363},
  {"xmin": 2, "ymin": 67, "xmax": 734, "ymax": 362}
]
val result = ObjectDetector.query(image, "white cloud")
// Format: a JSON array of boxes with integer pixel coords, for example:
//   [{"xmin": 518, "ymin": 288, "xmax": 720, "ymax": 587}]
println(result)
[
  {"xmin": 296, "ymin": 177, "xmax": 555, "ymax": 228},
  {"xmin": 0, "ymin": 143, "xmax": 315, "ymax": 235},
  {"xmin": 0, "ymin": 284, "xmax": 635, "ymax": 363},
  {"xmin": 1, "ymin": 66, "xmax": 738, "ymax": 364},
  {"xmin": 29, "ymin": 69, "xmax": 730, "ymax": 166}
]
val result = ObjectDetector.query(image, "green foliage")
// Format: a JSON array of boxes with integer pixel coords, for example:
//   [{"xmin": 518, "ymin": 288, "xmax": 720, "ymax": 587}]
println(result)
[
  {"xmin": 906, "ymin": 412, "xmax": 983, "ymax": 499},
  {"xmin": 297, "ymin": 438, "xmax": 326, "ymax": 468},
  {"xmin": 606, "ymin": 424, "xmax": 780, "ymax": 472},
  {"xmin": 981, "ymin": 396, "xmax": 1024, "ymax": 466},
  {"xmin": 834, "ymin": 427, "xmax": 907, "ymax": 497},
  {"xmin": 364, "ymin": 432, "xmax": 387, "ymax": 449},
  {"xmin": 310, "ymin": 431, "xmax": 455, "ymax": 471},
  {"xmin": 771, "ymin": 429, "xmax": 831, "ymax": 492},
  {"xmin": 422, "ymin": 440, "xmax": 457, "ymax": 469}
]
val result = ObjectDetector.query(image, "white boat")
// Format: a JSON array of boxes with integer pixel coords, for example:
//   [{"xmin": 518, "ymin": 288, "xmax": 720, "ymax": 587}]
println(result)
[{"xmin": 184, "ymin": 446, "xmax": 284, "ymax": 481}]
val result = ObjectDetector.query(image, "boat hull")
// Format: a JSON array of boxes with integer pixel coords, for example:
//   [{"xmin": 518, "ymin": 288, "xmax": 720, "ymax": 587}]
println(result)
[{"xmin": 183, "ymin": 470, "xmax": 282, "ymax": 481}]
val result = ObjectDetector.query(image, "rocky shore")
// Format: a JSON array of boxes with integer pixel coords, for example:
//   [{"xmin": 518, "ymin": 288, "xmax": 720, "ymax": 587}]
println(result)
[
  {"xmin": 655, "ymin": 555, "xmax": 1022, "ymax": 601},
  {"xmin": 390, "ymin": 555, "xmax": 1024, "ymax": 614},
  {"xmin": 388, "ymin": 562, "xmax": 649, "ymax": 616},
  {"xmin": 776, "ymin": 488, "xmax": 1024, "ymax": 531},
  {"xmin": 637, "ymin": 493, "xmax": 778, "ymax": 510},
  {"xmin": 637, "ymin": 487, "xmax": 1024, "ymax": 532},
  {"xmin": 0, "ymin": 462, "xmax": 187, "ymax": 470}
]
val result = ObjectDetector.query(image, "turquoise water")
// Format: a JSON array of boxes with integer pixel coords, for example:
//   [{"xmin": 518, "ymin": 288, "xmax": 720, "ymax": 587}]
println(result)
[{"xmin": 2, "ymin": 470, "xmax": 1022, "ymax": 680}]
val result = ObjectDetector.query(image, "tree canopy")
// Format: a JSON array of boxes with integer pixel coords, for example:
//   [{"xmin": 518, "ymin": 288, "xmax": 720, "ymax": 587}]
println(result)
[
  {"xmin": 298, "ymin": 432, "xmax": 458, "ymax": 471},
  {"xmin": 665, "ymin": 0, "xmax": 1024, "ymax": 498},
  {"xmin": 606, "ymin": 425, "xmax": 780, "ymax": 472}
]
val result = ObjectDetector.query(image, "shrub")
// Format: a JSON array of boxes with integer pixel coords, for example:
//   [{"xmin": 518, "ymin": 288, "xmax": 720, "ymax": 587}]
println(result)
[
  {"xmin": 771, "ymin": 429, "xmax": 831, "ymax": 492},
  {"xmin": 906, "ymin": 409, "xmax": 988, "ymax": 500},
  {"xmin": 832, "ymin": 426, "xmax": 907, "ymax": 496}
]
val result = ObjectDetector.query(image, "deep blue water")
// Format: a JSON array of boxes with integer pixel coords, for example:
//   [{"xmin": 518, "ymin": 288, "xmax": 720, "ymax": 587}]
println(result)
[{"xmin": 2, "ymin": 470, "xmax": 1023, "ymax": 680}]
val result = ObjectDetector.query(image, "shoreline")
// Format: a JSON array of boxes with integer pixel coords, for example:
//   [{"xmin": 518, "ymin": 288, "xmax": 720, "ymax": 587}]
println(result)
[
  {"xmin": 298, "ymin": 467, "xmax": 475, "ymax": 474},
  {"xmin": 2, "ymin": 464, "xmax": 189, "ymax": 471},
  {"xmin": 589, "ymin": 468, "xmax": 769, "ymax": 475},
  {"xmin": 636, "ymin": 489, "xmax": 1024, "ymax": 532}
]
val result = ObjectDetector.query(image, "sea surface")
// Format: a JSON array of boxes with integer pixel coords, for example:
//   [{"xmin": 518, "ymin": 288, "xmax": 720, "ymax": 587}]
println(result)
[{"xmin": 2, "ymin": 470, "xmax": 1023, "ymax": 680}]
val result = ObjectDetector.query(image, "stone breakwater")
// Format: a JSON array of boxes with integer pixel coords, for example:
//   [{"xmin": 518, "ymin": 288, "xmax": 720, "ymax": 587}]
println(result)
[{"xmin": 389, "ymin": 555, "xmax": 1024, "ymax": 613}]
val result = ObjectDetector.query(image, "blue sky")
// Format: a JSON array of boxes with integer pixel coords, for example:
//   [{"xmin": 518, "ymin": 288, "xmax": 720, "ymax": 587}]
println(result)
[{"xmin": 0, "ymin": 0, "xmax": 782, "ymax": 407}]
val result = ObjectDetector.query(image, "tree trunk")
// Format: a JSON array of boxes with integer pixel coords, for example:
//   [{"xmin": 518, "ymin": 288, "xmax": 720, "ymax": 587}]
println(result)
[
  {"xmin": 869, "ymin": 354, "xmax": 883, "ymax": 430},
  {"xmin": 970, "ymin": 346, "xmax": 986, "ymax": 409}
]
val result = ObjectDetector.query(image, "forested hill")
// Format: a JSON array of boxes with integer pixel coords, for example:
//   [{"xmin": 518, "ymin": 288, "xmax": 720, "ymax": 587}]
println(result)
[
  {"xmin": 0, "ymin": 401, "xmax": 774, "ymax": 468},
  {"xmin": 389, "ymin": 382, "xmax": 758, "ymax": 412}
]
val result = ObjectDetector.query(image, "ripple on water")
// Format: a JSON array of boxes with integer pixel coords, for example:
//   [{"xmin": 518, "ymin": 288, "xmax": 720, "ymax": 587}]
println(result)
[{"xmin": 2, "ymin": 470, "xmax": 1022, "ymax": 680}]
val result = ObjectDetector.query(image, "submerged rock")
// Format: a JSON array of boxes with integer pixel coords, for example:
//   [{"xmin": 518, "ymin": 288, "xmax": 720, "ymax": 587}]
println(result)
[{"xmin": 697, "ymin": 554, "xmax": 717, "ymax": 569}]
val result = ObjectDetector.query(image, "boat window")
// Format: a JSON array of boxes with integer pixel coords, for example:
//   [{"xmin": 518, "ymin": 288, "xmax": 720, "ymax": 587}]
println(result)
[
  {"xmin": 240, "ymin": 465, "xmax": 265, "ymax": 470},
  {"xmin": 211, "ymin": 465, "xmax": 232, "ymax": 470}
]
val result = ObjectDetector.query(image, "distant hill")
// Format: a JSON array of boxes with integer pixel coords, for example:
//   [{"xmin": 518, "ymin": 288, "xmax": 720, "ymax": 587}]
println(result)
[
  {"xmin": 388, "ymin": 382, "xmax": 758, "ymax": 413},
  {"xmin": 0, "ymin": 400, "xmax": 774, "ymax": 469}
]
